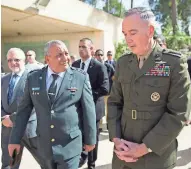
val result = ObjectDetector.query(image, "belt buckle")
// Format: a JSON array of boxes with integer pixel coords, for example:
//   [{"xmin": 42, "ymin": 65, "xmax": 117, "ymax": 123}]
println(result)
[{"xmin": 132, "ymin": 110, "xmax": 137, "ymax": 120}]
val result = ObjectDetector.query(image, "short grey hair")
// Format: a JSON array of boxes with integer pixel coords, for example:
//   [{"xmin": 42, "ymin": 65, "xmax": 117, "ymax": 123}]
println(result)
[
  {"xmin": 7, "ymin": 48, "xmax": 26, "ymax": 60},
  {"xmin": 44, "ymin": 40, "xmax": 67, "ymax": 56},
  {"xmin": 124, "ymin": 7, "xmax": 156, "ymax": 27}
]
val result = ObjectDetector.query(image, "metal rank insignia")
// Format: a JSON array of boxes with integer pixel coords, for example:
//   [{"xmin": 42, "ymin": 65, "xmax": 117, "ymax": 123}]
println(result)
[
  {"xmin": 145, "ymin": 63, "xmax": 170, "ymax": 76},
  {"xmin": 151, "ymin": 92, "xmax": 160, "ymax": 102},
  {"xmin": 32, "ymin": 87, "xmax": 40, "ymax": 95}
]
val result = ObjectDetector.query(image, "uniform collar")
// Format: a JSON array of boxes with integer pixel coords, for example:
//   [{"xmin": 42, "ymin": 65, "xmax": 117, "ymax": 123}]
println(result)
[
  {"xmin": 137, "ymin": 41, "xmax": 156, "ymax": 61},
  {"xmin": 47, "ymin": 66, "xmax": 65, "ymax": 79}
]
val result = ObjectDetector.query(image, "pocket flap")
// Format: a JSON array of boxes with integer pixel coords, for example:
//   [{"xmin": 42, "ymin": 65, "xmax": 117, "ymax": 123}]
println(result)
[
  {"xmin": 145, "ymin": 79, "xmax": 169, "ymax": 87},
  {"xmin": 69, "ymin": 129, "xmax": 81, "ymax": 139}
]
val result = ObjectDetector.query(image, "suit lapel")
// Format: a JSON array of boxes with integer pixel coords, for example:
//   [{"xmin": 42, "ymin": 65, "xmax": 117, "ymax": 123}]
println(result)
[
  {"xmin": 11, "ymin": 71, "xmax": 27, "ymax": 103},
  {"xmin": 87, "ymin": 58, "xmax": 95, "ymax": 75},
  {"xmin": 4, "ymin": 74, "xmax": 11, "ymax": 106},
  {"xmin": 128, "ymin": 54, "xmax": 140, "ymax": 76},
  {"xmin": 74, "ymin": 60, "xmax": 81, "ymax": 68},
  {"xmin": 54, "ymin": 67, "xmax": 73, "ymax": 103},
  {"xmin": 40, "ymin": 66, "xmax": 51, "ymax": 108}
]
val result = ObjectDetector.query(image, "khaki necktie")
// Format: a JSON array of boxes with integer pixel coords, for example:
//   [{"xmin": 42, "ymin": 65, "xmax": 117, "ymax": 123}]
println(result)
[{"xmin": 139, "ymin": 57, "xmax": 145, "ymax": 69}]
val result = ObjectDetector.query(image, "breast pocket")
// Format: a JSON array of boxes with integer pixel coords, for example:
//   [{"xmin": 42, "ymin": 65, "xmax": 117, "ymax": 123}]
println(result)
[
  {"xmin": 144, "ymin": 77, "xmax": 170, "ymax": 104},
  {"xmin": 118, "ymin": 76, "xmax": 132, "ymax": 100}
]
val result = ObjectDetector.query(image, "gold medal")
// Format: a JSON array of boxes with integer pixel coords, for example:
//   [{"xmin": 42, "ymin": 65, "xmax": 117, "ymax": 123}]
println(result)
[{"xmin": 151, "ymin": 92, "xmax": 160, "ymax": 102}]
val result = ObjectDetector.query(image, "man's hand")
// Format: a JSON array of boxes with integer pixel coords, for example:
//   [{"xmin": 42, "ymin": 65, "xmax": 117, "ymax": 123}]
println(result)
[
  {"xmin": 2, "ymin": 115, "xmax": 13, "ymax": 127},
  {"xmin": 8, "ymin": 144, "xmax": 21, "ymax": 157},
  {"xmin": 84, "ymin": 144, "xmax": 95, "ymax": 152},
  {"xmin": 113, "ymin": 138, "xmax": 138, "ymax": 162},
  {"xmin": 113, "ymin": 138, "xmax": 129, "ymax": 151},
  {"xmin": 114, "ymin": 139, "xmax": 149, "ymax": 162}
]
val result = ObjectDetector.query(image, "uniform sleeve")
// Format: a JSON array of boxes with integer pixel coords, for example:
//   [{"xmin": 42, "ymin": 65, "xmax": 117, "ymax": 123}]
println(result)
[
  {"xmin": 107, "ymin": 61, "xmax": 124, "ymax": 141},
  {"xmin": 143, "ymin": 55, "xmax": 191, "ymax": 156},
  {"xmin": 9, "ymin": 75, "xmax": 34, "ymax": 144},
  {"xmin": 81, "ymin": 74, "xmax": 97, "ymax": 145}
]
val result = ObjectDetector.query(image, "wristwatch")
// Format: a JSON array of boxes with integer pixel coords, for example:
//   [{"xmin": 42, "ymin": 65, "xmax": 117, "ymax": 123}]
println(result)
[{"xmin": 148, "ymin": 148, "xmax": 152, "ymax": 153}]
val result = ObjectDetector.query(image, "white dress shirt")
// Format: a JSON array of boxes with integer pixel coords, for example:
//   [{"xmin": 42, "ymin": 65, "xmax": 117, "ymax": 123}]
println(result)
[
  {"xmin": 80, "ymin": 57, "xmax": 92, "ymax": 72},
  {"xmin": 46, "ymin": 66, "xmax": 65, "ymax": 94},
  {"xmin": 10, "ymin": 68, "xmax": 25, "ymax": 90}
]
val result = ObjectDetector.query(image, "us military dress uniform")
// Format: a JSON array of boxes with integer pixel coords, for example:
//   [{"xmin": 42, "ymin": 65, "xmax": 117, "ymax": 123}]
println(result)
[{"xmin": 107, "ymin": 44, "xmax": 191, "ymax": 169}]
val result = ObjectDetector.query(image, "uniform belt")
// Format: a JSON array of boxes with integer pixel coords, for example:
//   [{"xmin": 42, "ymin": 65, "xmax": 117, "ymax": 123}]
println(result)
[{"xmin": 124, "ymin": 110, "xmax": 163, "ymax": 120}]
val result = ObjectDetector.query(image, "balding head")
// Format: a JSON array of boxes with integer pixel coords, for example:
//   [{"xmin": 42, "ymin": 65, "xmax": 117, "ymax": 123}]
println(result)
[{"xmin": 26, "ymin": 50, "xmax": 37, "ymax": 64}]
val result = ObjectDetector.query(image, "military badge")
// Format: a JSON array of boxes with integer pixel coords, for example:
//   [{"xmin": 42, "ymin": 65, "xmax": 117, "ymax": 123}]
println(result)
[
  {"xmin": 32, "ymin": 87, "xmax": 40, "ymax": 95},
  {"xmin": 145, "ymin": 63, "xmax": 170, "ymax": 76},
  {"xmin": 68, "ymin": 87, "xmax": 78, "ymax": 95},
  {"xmin": 151, "ymin": 92, "xmax": 160, "ymax": 101}
]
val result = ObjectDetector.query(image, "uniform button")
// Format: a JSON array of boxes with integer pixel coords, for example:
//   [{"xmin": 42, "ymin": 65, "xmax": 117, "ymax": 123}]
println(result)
[
  {"xmin": 50, "ymin": 125, "xmax": 54, "ymax": 128},
  {"xmin": 51, "ymin": 110, "xmax": 54, "ymax": 114},
  {"xmin": 51, "ymin": 138, "xmax": 55, "ymax": 142}
]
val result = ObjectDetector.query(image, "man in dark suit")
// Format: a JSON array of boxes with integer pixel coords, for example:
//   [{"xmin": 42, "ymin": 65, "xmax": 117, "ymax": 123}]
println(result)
[
  {"xmin": 72, "ymin": 38, "xmax": 109, "ymax": 169},
  {"xmin": 1, "ymin": 48, "xmax": 43, "ymax": 169},
  {"xmin": 188, "ymin": 56, "xmax": 191, "ymax": 78},
  {"xmin": 8, "ymin": 40, "xmax": 96, "ymax": 169},
  {"xmin": 105, "ymin": 51, "xmax": 117, "ymax": 69},
  {"xmin": 95, "ymin": 49, "xmax": 115, "ymax": 92}
]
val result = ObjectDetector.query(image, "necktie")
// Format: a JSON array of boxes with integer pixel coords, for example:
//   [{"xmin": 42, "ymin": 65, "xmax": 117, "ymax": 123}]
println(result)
[
  {"xmin": 48, "ymin": 74, "xmax": 59, "ymax": 104},
  {"xmin": 81, "ymin": 62, "xmax": 85, "ymax": 70},
  {"xmin": 139, "ymin": 57, "xmax": 145, "ymax": 69},
  {"xmin": 8, "ymin": 74, "xmax": 18, "ymax": 104}
]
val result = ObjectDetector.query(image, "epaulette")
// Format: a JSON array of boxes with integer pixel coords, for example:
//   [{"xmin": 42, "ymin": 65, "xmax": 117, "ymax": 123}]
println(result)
[
  {"xmin": 28, "ymin": 69, "xmax": 39, "ymax": 74},
  {"xmin": 162, "ymin": 49, "xmax": 181, "ymax": 58},
  {"xmin": 74, "ymin": 67, "xmax": 86, "ymax": 75},
  {"xmin": 120, "ymin": 52, "xmax": 133, "ymax": 58}
]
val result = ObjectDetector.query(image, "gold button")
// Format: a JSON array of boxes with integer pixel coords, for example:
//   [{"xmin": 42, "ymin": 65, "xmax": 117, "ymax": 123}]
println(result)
[
  {"xmin": 51, "ymin": 138, "xmax": 55, "ymax": 142},
  {"xmin": 51, "ymin": 110, "xmax": 54, "ymax": 114},
  {"xmin": 50, "ymin": 125, "xmax": 54, "ymax": 128}
]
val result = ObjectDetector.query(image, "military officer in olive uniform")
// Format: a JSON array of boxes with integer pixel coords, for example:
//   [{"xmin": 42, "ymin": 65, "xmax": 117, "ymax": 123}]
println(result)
[
  {"xmin": 107, "ymin": 7, "xmax": 191, "ymax": 169},
  {"xmin": 8, "ymin": 40, "xmax": 96, "ymax": 169}
]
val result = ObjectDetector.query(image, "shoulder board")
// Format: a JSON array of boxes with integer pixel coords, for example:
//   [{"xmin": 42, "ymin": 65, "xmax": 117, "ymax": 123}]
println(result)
[
  {"xmin": 74, "ymin": 68, "xmax": 86, "ymax": 75},
  {"xmin": 121, "ymin": 52, "xmax": 133, "ymax": 58},
  {"xmin": 162, "ymin": 49, "xmax": 181, "ymax": 57},
  {"xmin": 28, "ymin": 69, "xmax": 39, "ymax": 74}
]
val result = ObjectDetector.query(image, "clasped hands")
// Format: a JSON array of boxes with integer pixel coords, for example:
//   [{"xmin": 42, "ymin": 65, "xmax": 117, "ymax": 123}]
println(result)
[{"xmin": 113, "ymin": 138, "xmax": 149, "ymax": 163}]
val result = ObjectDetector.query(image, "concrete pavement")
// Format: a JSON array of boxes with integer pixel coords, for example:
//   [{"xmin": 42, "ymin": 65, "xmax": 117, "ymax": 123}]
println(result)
[{"xmin": 17, "ymin": 125, "xmax": 191, "ymax": 169}]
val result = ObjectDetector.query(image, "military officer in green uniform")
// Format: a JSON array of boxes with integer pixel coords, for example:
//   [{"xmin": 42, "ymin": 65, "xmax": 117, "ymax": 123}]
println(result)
[
  {"xmin": 107, "ymin": 7, "xmax": 191, "ymax": 169},
  {"xmin": 8, "ymin": 40, "xmax": 96, "ymax": 169}
]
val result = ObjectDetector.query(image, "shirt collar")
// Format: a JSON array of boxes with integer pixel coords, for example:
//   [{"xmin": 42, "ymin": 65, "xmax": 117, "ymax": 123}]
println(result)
[
  {"xmin": 137, "ymin": 41, "xmax": 156, "ymax": 61},
  {"xmin": 47, "ymin": 66, "xmax": 65, "ymax": 79},
  {"xmin": 12, "ymin": 68, "xmax": 25, "ymax": 77},
  {"xmin": 80, "ymin": 57, "xmax": 92, "ymax": 66}
]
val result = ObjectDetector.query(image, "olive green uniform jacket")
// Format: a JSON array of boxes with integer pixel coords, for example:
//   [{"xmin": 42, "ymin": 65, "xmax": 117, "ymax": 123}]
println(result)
[{"xmin": 108, "ymin": 44, "xmax": 191, "ymax": 169}]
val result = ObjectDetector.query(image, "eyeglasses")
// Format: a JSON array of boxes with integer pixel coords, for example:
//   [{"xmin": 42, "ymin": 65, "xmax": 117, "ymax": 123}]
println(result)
[
  {"xmin": 7, "ymin": 59, "xmax": 21, "ymax": 63},
  {"xmin": 26, "ymin": 54, "xmax": 32, "ymax": 56},
  {"xmin": 107, "ymin": 54, "xmax": 112, "ymax": 56}
]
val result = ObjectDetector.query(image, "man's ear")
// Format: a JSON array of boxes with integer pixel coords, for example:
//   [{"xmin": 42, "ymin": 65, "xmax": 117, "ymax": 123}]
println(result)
[
  {"xmin": 45, "ymin": 55, "xmax": 49, "ymax": 64},
  {"xmin": 149, "ymin": 25, "xmax": 155, "ymax": 38}
]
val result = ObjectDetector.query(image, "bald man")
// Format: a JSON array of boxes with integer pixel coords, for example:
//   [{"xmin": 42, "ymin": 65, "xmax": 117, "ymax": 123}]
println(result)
[{"xmin": 26, "ymin": 50, "xmax": 44, "ymax": 70}]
